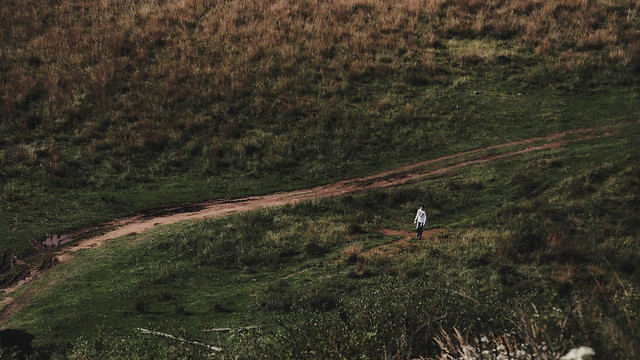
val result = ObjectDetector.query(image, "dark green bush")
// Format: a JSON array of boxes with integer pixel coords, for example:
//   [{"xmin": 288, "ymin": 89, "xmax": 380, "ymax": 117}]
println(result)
[
  {"xmin": 303, "ymin": 241, "xmax": 327, "ymax": 258},
  {"xmin": 257, "ymin": 281, "xmax": 296, "ymax": 313},
  {"xmin": 501, "ymin": 213, "xmax": 548, "ymax": 259}
]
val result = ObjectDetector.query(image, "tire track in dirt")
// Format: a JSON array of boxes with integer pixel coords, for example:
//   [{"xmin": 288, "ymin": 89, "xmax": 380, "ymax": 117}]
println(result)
[{"xmin": 1, "ymin": 120, "xmax": 637, "ymax": 324}]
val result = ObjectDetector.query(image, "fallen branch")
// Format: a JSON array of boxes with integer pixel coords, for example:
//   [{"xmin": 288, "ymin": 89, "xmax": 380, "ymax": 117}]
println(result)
[
  {"xmin": 137, "ymin": 328, "xmax": 223, "ymax": 352},
  {"xmin": 203, "ymin": 326, "xmax": 260, "ymax": 332}
]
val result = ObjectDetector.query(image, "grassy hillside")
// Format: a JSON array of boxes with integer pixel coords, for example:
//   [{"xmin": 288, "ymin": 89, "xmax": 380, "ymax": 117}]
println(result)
[
  {"xmin": 3, "ymin": 122, "xmax": 639, "ymax": 359},
  {"xmin": 1, "ymin": 1, "xmax": 640, "ymax": 358},
  {"xmin": 2, "ymin": 0, "xmax": 640, "ymax": 255}
]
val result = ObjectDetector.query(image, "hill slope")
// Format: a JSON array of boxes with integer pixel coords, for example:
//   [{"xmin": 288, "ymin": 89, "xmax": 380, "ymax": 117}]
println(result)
[
  {"xmin": 1, "ymin": 121, "xmax": 639, "ymax": 359},
  {"xmin": 2, "ymin": 0, "xmax": 640, "ymax": 255},
  {"xmin": 1, "ymin": 1, "xmax": 640, "ymax": 357}
]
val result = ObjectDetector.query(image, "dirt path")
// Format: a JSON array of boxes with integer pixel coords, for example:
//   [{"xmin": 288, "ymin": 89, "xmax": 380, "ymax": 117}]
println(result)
[
  {"xmin": 0, "ymin": 120, "xmax": 637, "ymax": 324},
  {"xmin": 360, "ymin": 228, "xmax": 444, "ymax": 258},
  {"xmin": 56, "ymin": 121, "xmax": 634, "ymax": 253}
]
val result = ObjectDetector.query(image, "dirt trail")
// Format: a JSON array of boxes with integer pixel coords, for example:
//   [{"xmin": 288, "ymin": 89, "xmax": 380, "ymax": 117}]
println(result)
[
  {"xmin": 360, "ymin": 228, "xmax": 444, "ymax": 258},
  {"xmin": 0, "ymin": 120, "xmax": 637, "ymax": 324},
  {"xmin": 59, "ymin": 121, "xmax": 632, "ymax": 254}
]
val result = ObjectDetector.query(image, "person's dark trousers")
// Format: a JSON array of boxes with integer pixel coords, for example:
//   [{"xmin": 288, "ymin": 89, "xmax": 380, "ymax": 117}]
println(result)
[{"xmin": 416, "ymin": 222, "xmax": 424, "ymax": 239}]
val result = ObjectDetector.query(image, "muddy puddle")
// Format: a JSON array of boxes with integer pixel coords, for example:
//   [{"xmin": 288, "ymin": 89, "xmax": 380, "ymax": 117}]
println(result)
[{"xmin": 41, "ymin": 234, "xmax": 75, "ymax": 247}]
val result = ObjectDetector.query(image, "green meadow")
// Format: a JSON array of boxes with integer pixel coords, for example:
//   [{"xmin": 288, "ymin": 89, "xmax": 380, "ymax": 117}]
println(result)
[
  {"xmin": 4, "ymin": 124, "xmax": 640, "ymax": 358},
  {"xmin": 2, "ymin": 0, "xmax": 640, "ymax": 255},
  {"xmin": 1, "ymin": 0, "xmax": 640, "ymax": 358}
]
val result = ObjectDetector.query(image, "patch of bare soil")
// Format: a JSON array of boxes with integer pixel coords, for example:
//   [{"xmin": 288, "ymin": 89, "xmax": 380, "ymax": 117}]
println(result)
[
  {"xmin": 0, "ymin": 250, "xmax": 29, "ymax": 289},
  {"xmin": 360, "ymin": 228, "xmax": 444, "ymax": 258},
  {"xmin": 1, "ymin": 120, "xmax": 636, "ymax": 324}
]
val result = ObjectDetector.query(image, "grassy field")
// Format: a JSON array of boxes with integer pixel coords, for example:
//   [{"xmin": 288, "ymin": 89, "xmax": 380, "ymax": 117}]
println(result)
[
  {"xmin": 2, "ymin": 123, "xmax": 639, "ymax": 358},
  {"xmin": 1, "ymin": 0, "xmax": 640, "ymax": 358},
  {"xmin": 2, "ymin": 0, "xmax": 640, "ymax": 255}
]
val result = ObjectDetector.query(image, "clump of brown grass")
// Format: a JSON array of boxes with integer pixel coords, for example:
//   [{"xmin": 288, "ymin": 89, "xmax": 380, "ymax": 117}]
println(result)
[
  {"xmin": 432, "ymin": 328, "xmax": 536, "ymax": 360},
  {"xmin": 342, "ymin": 242, "xmax": 363, "ymax": 265}
]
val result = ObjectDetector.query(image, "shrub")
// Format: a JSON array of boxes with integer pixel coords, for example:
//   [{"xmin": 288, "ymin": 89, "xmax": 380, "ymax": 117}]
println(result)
[
  {"xmin": 348, "ymin": 222, "xmax": 365, "ymax": 235},
  {"xmin": 134, "ymin": 299, "xmax": 148, "ymax": 314},
  {"xmin": 303, "ymin": 241, "xmax": 326, "ymax": 258},
  {"xmin": 257, "ymin": 281, "xmax": 296, "ymax": 312},
  {"xmin": 304, "ymin": 292, "xmax": 338, "ymax": 312},
  {"xmin": 501, "ymin": 213, "xmax": 548, "ymax": 259},
  {"xmin": 342, "ymin": 243, "xmax": 362, "ymax": 265}
]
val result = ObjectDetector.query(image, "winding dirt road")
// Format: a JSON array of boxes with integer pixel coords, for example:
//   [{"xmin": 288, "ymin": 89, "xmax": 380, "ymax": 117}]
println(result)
[
  {"xmin": 0, "ymin": 120, "xmax": 637, "ymax": 324},
  {"xmin": 57, "ymin": 120, "xmax": 633, "ymax": 255}
]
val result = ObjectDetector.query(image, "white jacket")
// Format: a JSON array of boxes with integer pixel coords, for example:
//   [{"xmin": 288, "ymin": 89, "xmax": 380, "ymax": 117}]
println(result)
[{"xmin": 414, "ymin": 208, "xmax": 426, "ymax": 224}]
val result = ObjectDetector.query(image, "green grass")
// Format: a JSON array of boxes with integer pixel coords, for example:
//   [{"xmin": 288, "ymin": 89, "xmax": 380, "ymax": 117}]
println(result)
[
  {"xmin": 1, "ymin": 0, "xmax": 639, "ymax": 256},
  {"xmin": 2, "ymin": 1, "xmax": 640, "ymax": 358},
  {"xmin": 3, "ymin": 123, "xmax": 639, "ymax": 358},
  {"xmin": 3, "ymin": 82, "xmax": 639, "ymax": 256}
]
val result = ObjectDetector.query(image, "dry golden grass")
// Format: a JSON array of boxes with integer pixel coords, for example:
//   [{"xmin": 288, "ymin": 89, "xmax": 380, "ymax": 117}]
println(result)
[
  {"xmin": 342, "ymin": 242, "xmax": 363, "ymax": 264},
  {"xmin": 3, "ymin": 0, "xmax": 638, "ymax": 108},
  {"xmin": 1, "ymin": 0, "xmax": 638, "ymax": 178}
]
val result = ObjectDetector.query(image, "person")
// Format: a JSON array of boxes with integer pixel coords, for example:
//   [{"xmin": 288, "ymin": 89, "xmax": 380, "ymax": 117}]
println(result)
[{"xmin": 414, "ymin": 205, "xmax": 426, "ymax": 240}]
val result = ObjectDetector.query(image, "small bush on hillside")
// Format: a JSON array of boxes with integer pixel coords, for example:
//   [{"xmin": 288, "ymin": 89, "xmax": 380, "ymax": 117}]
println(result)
[
  {"xmin": 342, "ymin": 243, "xmax": 362, "ymax": 265},
  {"xmin": 304, "ymin": 291, "xmax": 339, "ymax": 312},
  {"xmin": 134, "ymin": 299, "xmax": 148, "ymax": 314},
  {"xmin": 348, "ymin": 222, "xmax": 366, "ymax": 235},
  {"xmin": 257, "ymin": 281, "xmax": 296, "ymax": 313},
  {"xmin": 500, "ymin": 213, "xmax": 548, "ymax": 259},
  {"xmin": 303, "ymin": 241, "xmax": 327, "ymax": 258}
]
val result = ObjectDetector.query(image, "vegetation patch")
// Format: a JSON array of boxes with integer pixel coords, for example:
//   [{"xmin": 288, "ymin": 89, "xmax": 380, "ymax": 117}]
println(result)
[
  {"xmin": 1, "ymin": 127, "xmax": 639, "ymax": 358},
  {"xmin": 1, "ymin": 0, "xmax": 640, "ymax": 358},
  {"xmin": 2, "ymin": 0, "xmax": 640, "ymax": 256}
]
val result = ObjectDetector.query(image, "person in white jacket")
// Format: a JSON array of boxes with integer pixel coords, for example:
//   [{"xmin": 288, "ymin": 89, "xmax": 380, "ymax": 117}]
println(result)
[{"xmin": 414, "ymin": 205, "xmax": 426, "ymax": 240}]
